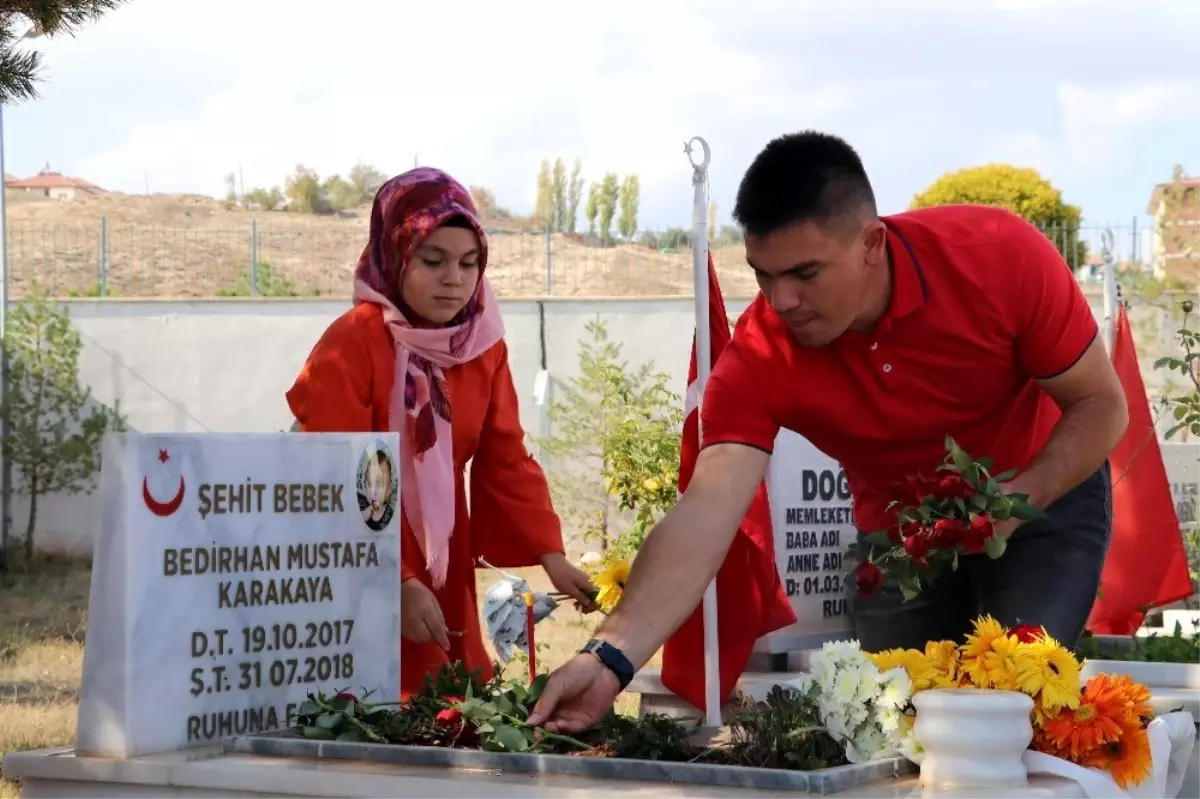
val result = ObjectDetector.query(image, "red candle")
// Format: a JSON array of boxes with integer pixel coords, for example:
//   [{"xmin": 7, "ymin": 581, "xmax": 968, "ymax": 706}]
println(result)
[{"xmin": 522, "ymin": 592, "xmax": 536, "ymax": 684}]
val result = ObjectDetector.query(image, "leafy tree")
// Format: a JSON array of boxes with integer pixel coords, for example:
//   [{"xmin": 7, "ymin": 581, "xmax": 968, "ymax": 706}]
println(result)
[
  {"xmin": 617, "ymin": 174, "xmax": 640, "ymax": 240},
  {"xmin": 347, "ymin": 161, "xmax": 387, "ymax": 204},
  {"xmin": 534, "ymin": 159, "xmax": 553, "ymax": 230},
  {"xmin": 910, "ymin": 164, "xmax": 1087, "ymax": 267},
  {"xmin": 585, "ymin": 183, "xmax": 600, "ymax": 237},
  {"xmin": 597, "ymin": 173, "xmax": 620, "ymax": 242},
  {"xmin": 551, "ymin": 158, "xmax": 568, "ymax": 232},
  {"xmin": 566, "ymin": 159, "xmax": 584, "ymax": 234},
  {"xmin": 0, "ymin": 295, "xmax": 125, "ymax": 565},
  {"xmin": 244, "ymin": 186, "xmax": 284, "ymax": 211},
  {"xmin": 1156, "ymin": 301, "xmax": 1200, "ymax": 441},
  {"xmin": 468, "ymin": 185, "xmax": 513, "ymax": 221},
  {"xmin": 537, "ymin": 321, "xmax": 681, "ymax": 557},
  {"xmin": 223, "ymin": 172, "xmax": 239, "ymax": 205},
  {"xmin": 284, "ymin": 164, "xmax": 330, "ymax": 214},
  {"xmin": 0, "ymin": 0, "xmax": 126, "ymax": 104},
  {"xmin": 322, "ymin": 173, "xmax": 358, "ymax": 212}
]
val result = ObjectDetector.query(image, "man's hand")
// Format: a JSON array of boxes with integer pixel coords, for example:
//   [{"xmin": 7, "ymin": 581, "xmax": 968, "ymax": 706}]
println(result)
[
  {"xmin": 527, "ymin": 654, "xmax": 620, "ymax": 733},
  {"xmin": 401, "ymin": 578, "xmax": 451, "ymax": 650},
  {"xmin": 541, "ymin": 552, "xmax": 597, "ymax": 612}
]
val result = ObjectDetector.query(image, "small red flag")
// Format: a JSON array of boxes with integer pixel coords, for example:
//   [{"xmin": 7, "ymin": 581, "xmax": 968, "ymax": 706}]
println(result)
[
  {"xmin": 659, "ymin": 255, "xmax": 796, "ymax": 712},
  {"xmin": 1087, "ymin": 304, "xmax": 1194, "ymax": 634}
]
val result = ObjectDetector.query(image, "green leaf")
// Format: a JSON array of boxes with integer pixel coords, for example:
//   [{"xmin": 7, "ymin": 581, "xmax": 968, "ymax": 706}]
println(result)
[
  {"xmin": 296, "ymin": 700, "xmax": 319, "ymax": 717},
  {"xmin": 336, "ymin": 729, "xmax": 363, "ymax": 742},
  {"xmin": 983, "ymin": 535, "xmax": 1007, "ymax": 559},
  {"xmin": 977, "ymin": 457, "xmax": 995, "ymax": 470},
  {"xmin": 302, "ymin": 725, "xmax": 335, "ymax": 741},
  {"xmin": 1175, "ymin": 405, "xmax": 1190, "ymax": 420},
  {"xmin": 492, "ymin": 724, "xmax": 531, "ymax": 752},
  {"xmin": 315, "ymin": 712, "xmax": 342, "ymax": 729},
  {"xmin": 946, "ymin": 437, "xmax": 973, "ymax": 472},
  {"xmin": 968, "ymin": 494, "xmax": 988, "ymax": 512},
  {"xmin": 898, "ymin": 574, "xmax": 921, "ymax": 602},
  {"xmin": 991, "ymin": 468, "xmax": 1018, "ymax": 482},
  {"xmin": 861, "ymin": 530, "xmax": 894, "ymax": 548}
]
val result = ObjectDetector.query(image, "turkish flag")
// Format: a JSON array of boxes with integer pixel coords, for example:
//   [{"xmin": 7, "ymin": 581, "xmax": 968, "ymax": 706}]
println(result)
[
  {"xmin": 659, "ymin": 254, "xmax": 796, "ymax": 712},
  {"xmin": 1086, "ymin": 304, "xmax": 1194, "ymax": 634}
]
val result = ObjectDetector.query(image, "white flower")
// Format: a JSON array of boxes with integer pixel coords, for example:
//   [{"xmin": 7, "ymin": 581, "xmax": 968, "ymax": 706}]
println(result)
[
  {"xmin": 876, "ymin": 667, "xmax": 912, "ymax": 710},
  {"xmin": 578, "ymin": 551, "xmax": 602, "ymax": 567},
  {"xmin": 833, "ymin": 667, "xmax": 863, "ymax": 705}
]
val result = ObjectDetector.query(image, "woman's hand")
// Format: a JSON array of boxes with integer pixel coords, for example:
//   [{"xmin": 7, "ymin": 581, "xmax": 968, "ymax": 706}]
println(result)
[
  {"xmin": 541, "ymin": 553, "xmax": 597, "ymax": 612},
  {"xmin": 401, "ymin": 578, "xmax": 451, "ymax": 649}
]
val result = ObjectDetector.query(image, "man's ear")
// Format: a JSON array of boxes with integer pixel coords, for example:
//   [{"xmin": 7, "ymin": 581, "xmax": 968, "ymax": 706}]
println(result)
[{"xmin": 862, "ymin": 221, "xmax": 888, "ymax": 267}]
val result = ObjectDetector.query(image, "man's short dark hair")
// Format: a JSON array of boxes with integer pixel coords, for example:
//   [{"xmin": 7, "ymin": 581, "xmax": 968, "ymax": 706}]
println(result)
[{"xmin": 733, "ymin": 131, "xmax": 877, "ymax": 239}]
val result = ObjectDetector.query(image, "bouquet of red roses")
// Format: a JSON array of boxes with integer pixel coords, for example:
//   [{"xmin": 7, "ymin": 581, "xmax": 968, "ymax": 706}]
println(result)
[{"xmin": 854, "ymin": 436, "xmax": 1046, "ymax": 601}]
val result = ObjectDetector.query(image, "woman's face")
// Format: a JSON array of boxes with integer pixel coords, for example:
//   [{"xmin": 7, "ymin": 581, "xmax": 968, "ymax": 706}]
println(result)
[{"xmin": 400, "ymin": 225, "xmax": 482, "ymax": 324}]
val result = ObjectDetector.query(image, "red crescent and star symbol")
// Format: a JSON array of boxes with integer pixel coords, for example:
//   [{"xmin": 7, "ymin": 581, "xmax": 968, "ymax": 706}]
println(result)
[{"xmin": 142, "ymin": 448, "xmax": 186, "ymax": 517}]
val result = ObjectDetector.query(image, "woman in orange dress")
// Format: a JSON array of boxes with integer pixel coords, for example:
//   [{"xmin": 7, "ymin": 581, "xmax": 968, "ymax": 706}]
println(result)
[{"xmin": 286, "ymin": 168, "xmax": 595, "ymax": 693}]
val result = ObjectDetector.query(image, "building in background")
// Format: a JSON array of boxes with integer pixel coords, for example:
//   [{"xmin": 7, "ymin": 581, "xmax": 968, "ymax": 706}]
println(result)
[
  {"xmin": 4, "ymin": 163, "xmax": 105, "ymax": 201},
  {"xmin": 1147, "ymin": 165, "xmax": 1199, "ymax": 287}
]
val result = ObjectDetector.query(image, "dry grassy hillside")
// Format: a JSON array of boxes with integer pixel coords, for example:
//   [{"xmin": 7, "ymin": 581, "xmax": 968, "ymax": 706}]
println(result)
[{"xmin": 4, "ymin": 192, "xmax": 756, "ymax": 299}]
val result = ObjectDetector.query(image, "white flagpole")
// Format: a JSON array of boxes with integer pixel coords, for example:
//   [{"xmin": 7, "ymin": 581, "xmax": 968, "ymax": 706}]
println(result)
[
  {"xmin": 1100, "ymin": 228, "xmax": 1119, "ymax": 349},
  {"xmin": 685, "ymin": 136, "xmax": 721, "ymax": 728}
]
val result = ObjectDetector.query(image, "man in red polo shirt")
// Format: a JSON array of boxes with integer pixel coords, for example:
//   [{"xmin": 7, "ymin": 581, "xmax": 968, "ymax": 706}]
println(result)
[{"xmin": 529, "ymin": 131, "xmax": 1128, "ymax": 734}]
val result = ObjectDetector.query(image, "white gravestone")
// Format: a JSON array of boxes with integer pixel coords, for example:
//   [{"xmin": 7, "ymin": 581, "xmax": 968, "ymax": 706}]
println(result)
[
  {"xmin": 76, "ymin": 432, "xmax": 403, "ymax": 758},
  {"xmin": 1162, "ymin": 442, "xmax": 1199, "ymax": 525},
  {"xmin": 755, "ymin": 430, "xmax": 856, "ymax": 654}
]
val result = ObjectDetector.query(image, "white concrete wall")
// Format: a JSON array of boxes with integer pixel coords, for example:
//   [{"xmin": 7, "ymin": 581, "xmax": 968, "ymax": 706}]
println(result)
[{"xmin": 10, "ymin": 289, "xmax": 1197, "ymax": 553}]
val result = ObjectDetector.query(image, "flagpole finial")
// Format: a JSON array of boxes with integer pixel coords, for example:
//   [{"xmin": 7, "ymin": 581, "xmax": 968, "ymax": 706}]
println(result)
[
  {"xmin": 684, "ymin": 136, "xmax": 710, "ymax": 184},
  {"xmin": 1101, "ymin": 229, "xmax": 1115, "ymax": 264}
]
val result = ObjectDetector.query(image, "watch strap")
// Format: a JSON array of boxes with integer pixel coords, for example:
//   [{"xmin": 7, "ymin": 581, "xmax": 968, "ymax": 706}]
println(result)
[{"xmin": 581, "ymin": 638, "xmax": 634, "ymax": 690}]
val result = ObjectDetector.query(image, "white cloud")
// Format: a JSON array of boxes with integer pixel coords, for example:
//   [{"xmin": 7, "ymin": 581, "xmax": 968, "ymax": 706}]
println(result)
[
  {"xmin": 1057, "ymin": 80, "xmax": 1200, "ymax": 165},
  {"xmin": 7, "ymin": 0, "xmax": 1195, "ymax": 228}
]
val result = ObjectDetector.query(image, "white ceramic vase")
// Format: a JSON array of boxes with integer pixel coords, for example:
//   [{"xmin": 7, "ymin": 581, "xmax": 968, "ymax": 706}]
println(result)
[{"xmin": 913, "ymin": 688, "xmax": 1034, "ymax": 789}]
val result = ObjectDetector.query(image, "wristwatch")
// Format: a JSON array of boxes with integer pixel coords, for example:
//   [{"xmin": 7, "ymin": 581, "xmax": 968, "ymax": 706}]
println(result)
[{"xmin": 581, "ymin": 639, "xmax": 634, "ymax": 690}]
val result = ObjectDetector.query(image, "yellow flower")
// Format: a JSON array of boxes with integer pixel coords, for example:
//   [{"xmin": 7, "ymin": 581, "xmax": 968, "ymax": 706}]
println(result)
[
  {"xmin": 983, "ymin": 634, "xmax": 1022, "ymax": 691},
  {"xmin": 1014, "ymin": 636, "xmax": 1082, "ymax": 715},
  {"xmin": 924, "ymin": 640, "xmax": 962, "ymax": 688},
  {"xmin": 642, "ymin": 477, "xmax": 661, "ymax": 492},
  {"xmin": 960, "ymin": 615, "xmax": 1009, "ymax": 685},
  {"xmin": 871, "ymin": 648, "xmax": 936, "ymax": 691},
  {"xmin": 594, "ymin": 558, "xmax": 631, "ymax": 613}
]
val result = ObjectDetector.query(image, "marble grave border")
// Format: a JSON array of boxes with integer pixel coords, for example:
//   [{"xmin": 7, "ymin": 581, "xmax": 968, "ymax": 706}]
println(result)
[{"xmin": 224, "ymin": 729, "xmax": 915, "ymax": 795}]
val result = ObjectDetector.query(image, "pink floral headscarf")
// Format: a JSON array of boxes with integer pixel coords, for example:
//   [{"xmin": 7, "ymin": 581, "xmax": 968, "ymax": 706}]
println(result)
[{"xmin": 352, "ymin": 168, "xmax": 504, "ymax": 588}]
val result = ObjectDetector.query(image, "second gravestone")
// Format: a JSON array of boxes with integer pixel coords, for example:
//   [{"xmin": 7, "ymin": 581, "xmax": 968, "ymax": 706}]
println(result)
[
  {"xmin": 77, "ymin": 432, "xmax": 403, "ymax": 758},
  {"xmin": 757, "ymin": 430, "xmax": 856, "ymax": 653}
]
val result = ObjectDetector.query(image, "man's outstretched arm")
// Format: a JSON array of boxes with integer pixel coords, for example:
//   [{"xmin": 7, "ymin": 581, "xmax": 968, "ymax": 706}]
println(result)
[{"xmin": 584, "ymin": 442, "xmax": 769, "ymax": 668}]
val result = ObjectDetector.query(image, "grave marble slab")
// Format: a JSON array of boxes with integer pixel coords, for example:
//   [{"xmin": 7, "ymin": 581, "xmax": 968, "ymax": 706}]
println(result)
[
  {"xmin": 76, "ymin": 432, "xmax": 403, "ymax": 758},
  {"xmin": 757, "ymin": 430, "xmax": 857, "ymax": 654},
  {"xmin": 224, "ymin": 729, "xmax": 915, "ymax": 795}
]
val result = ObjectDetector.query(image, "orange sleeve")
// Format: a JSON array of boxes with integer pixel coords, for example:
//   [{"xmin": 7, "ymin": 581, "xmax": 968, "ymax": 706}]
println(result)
[
  {"xmin": 285, "ymin": 315, "xmax": 418, "ymax": 582},
  {"xmin": 470, "ymin": 340, "xmax": 565, "ymax": 568},
  {"xmin": 286, "ymin": 313, "xmax": 374, "ymax": 433}
]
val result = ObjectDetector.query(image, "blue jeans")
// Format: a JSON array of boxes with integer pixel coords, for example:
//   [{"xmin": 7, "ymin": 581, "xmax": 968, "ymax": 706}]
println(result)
[{"xmin": 853, "ymin": 461, "xmax": 1112, "ymax": 652}]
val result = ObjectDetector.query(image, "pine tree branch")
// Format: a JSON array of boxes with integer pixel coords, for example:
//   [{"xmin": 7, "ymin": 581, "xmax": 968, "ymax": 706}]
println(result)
[{"xmin": 0, "ymin": 0, "xmax": 128, "ymax": 104}]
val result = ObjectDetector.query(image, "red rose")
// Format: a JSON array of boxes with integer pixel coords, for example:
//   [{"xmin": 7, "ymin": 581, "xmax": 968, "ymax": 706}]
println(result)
[
  {"xmin": 854, "ymin": 561, "xmax": 885, "ymax": 596},
  {"xmin": 903, "ymin": 530, "xmax": 932, "ymax": 560},
  {"xmin": 888, "ymin": 521, "xmax": 922, "ymax": 545},
  {"xmin": 961, "ymin": 514, "xmax": 995, "ymax": 554},
  {"xmin": 930, "ymin": 518, "xmax": 965, "ymax": 548},
  {"xmin": 937, "ymin": 474, "xmax": 976, "ymax": 501},
  {"xmin": 335, "ymin": 692, "xmax": 358, "ymax": 703},
  {"xmin": 1011, "ymin": 624, "xmax": 1044, "ymax": 643}
]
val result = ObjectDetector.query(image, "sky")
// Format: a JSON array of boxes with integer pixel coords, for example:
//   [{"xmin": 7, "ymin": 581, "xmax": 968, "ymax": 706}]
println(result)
[{"xmin": 4, "ymin": 0, "xmax": 1198, "ymax": 234}]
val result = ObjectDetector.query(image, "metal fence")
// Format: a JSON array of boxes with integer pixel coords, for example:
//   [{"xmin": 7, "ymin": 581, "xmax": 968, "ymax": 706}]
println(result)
[{"xmin": 0, "ymin": 218, "xmax": 1172, "ymax": 300}]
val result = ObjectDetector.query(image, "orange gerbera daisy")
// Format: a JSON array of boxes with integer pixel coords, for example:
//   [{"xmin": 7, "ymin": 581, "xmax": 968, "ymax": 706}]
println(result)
[
  {"xmin": 1083, "ymin": 720, "xmax": 1153, "ymax": 790},
  {"xmin": 1086, "ymin": 673, "xmax": 1153, "ymax": 725},
  {"xmin": 1040, "ymin": 699, "xmax": 1124, "ymax": 761}
]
